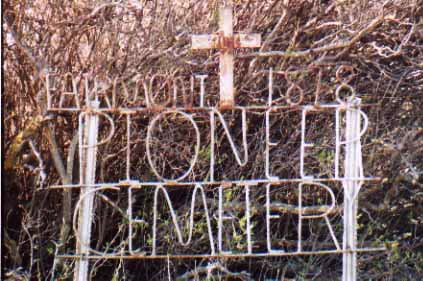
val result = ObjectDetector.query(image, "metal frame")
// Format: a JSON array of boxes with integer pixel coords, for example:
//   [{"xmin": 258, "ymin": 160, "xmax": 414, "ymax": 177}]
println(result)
[{"xmin": 50, "ymin": 90, "xmax": 380, "ymax": 281}]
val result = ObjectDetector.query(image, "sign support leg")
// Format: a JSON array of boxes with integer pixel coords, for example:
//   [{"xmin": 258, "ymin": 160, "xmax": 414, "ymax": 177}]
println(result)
[
  {"xmin": 74, "ymin": 101, "xmax": 100, "ymax": 281},
  {"xmin": 342, "ymin": 97, "xmax": 362, "ymax": 281}
]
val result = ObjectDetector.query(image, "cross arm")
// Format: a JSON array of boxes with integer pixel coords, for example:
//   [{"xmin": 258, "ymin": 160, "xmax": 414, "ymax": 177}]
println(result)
[
  {"xmin": 237, "ymin": 34, "xmax": 261, "ymax": 48},
  {"xmin": 191, "ymin": 34, "xmax": 219, "ymax": 50},
  {"xmin": 191, "ymin": 33, "xmax": 261, "ymax": 50}
]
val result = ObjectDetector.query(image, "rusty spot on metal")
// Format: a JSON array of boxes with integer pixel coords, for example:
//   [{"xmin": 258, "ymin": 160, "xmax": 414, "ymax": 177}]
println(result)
[
  {"xmin": 222, "ymin": 36, "xmax": 232, "ymax": 49},
  {"xmin": 210, "ymin": 32, "xmax": 240, "ymax": 50},
  {"xmin": 221, "ymin": 182, "xmax": 233, "ymax": 188},
  {"xmin": 219, "ymin": 100, "xmax": 235, "ymax": 110},
  {"xmin": 147, "ymin": 105, "xmax": 166, "ymax": 114}
]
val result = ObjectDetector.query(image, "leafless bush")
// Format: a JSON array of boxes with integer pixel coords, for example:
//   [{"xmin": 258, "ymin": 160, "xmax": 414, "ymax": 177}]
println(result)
[{"xmin": 3, "ymin": 0, "xmax": 422, "ymax": 280}]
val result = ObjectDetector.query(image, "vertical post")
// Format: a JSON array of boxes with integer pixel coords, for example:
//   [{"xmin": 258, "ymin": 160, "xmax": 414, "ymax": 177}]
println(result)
[
  {"xmin": 74, "ymin": 101, "xmax": 100, "ymax": 281},
  {"xmin": 342, "ymin": 97, "xmax": 362, "ymax": 281},
  {"xmin": 219, "ymin": 6, "xmax": 234, "ymax": 109}
]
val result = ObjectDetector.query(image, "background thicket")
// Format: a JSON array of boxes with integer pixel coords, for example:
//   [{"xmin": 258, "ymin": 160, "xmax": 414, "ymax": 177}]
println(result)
[{"xmin": 3, "ymin": 0, "xmax": 423, "ymax": 280}]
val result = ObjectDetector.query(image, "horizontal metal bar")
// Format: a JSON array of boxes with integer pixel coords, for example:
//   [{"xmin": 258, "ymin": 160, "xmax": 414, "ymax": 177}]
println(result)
[
  {"xmin": 46, "ymin": 103, "xmax": 377, "ymax": 114},
  {"xmin": 56, "ymin": 247, "xmax": 386, "ymax": 260},
  {"xmin": 47, "ymin": 177, "xmax": 381, "ymax": 189}
]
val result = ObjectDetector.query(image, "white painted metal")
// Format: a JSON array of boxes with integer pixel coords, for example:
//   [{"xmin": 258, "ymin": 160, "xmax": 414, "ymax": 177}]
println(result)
[
  {"xmin": 45, "ymin": 10, "xmax": 381, "ymax": 279},
  {"xmin": 211, "ymin": 108, "xmax": 248, "ymax": 167},
  {"xmin": 265, "ymin": 109, "xmax": 279, "ymax": 181},
  {"xmin": 219, "ymin": 6, "xmax": 235, "ymax": 108},
  {"xmin": 237, "ymin": 34, "xmax": 261, "ymax": 47},
  {"xmin": 146, "ymin": 110, "xmax": 201, "ymax": 182},
  {"xmin": 74, "ymin": 101, "xmax": 100, "ymax": 281},
  {"xmin": 342, "ymin": 97, "xmax": 363, "ymax": 281},
  {"xmin": 191, "ymin": 6, "xmax": 261, "ymax": 108},
  {"xmin": 266, "ymin": 183, "xmax": 283, "ymax": 253},
  {"xmin": 151, "ymin": 185, "xmax": 215, "ymax": 255},
  {"xmin": 218, "ymin": 185, "xmax": 233, "ymax": 254},
  {"xmin": 48, "ymin": 82, "xmax": 382, "ymax": 279},
  {"xmin": 195, "ymin": 74, "xmax": 208, "ymax": 107},
  {"xmin": 297, "ymin": 182, "xmax": 340, "ymax": 252},
  {"xmin": 300, "ymin": 106, "xmax": 315, "ymax": 180},
  {"xmin": 191, "ymin": 35, "xmax": 216, "ymax": 49}
]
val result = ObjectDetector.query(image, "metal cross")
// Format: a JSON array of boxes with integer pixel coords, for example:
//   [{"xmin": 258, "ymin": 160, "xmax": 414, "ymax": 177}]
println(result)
[{"xmin": 191, "ymin": 6, "xmax": 261, "ymax": 109}]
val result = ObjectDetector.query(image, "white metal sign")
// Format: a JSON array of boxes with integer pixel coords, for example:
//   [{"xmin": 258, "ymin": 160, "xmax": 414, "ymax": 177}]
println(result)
[{"xmin": 45, "ymin": 6, "xmax": 383, "ymax": 281}]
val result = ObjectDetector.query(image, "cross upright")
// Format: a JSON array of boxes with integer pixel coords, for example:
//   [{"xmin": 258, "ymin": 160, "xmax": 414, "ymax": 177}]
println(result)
[{"xmin": 191, "ymin": 5, "xmax": 261, "ymax": 109}]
